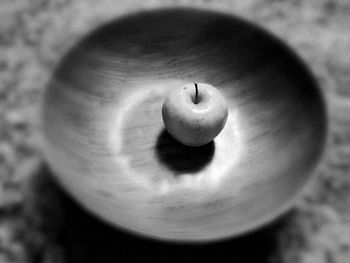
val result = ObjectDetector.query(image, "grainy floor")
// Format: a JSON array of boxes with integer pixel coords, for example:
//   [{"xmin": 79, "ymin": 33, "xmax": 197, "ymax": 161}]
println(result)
[{"xmin": 0, "ymin": 0, "xmax": 350, "ymax": 262}]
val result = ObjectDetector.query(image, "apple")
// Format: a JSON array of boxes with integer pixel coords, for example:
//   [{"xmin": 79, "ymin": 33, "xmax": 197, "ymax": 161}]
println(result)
[{"xmin": 162, "ymin": 83, "xmax": 229, "ymax": 146}]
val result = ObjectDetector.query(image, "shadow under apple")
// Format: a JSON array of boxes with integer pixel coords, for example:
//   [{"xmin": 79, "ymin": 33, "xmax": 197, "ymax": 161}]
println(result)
[
  {"xmin": 23, "ymin": 162, "xmax": 292, "ymax": 263},
  {"xmin": 155, "ymin": 129, "xmax": 215, "ymax": 175}
]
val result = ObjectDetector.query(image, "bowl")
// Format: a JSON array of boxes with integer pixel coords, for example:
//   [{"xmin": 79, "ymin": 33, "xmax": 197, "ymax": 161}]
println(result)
[{"xmin": 41, "ymin": 8, "xmax": 327, "ymax": 242}]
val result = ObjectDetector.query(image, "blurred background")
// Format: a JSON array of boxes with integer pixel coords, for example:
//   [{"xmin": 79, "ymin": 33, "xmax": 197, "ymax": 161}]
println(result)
[{"xmin": 0, "ymin": 0, "xmax": 350, "ymax": 262}]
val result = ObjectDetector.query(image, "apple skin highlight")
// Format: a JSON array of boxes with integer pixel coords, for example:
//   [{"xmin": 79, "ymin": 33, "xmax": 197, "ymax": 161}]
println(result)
[{"xmin": 162, "ymin": 83, "xmax": 229, "ymax": 147}]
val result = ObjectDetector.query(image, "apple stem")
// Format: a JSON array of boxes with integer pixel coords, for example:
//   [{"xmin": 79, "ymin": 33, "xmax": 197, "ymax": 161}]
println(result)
[{"xmin": 194, "ymin": 83, "xmax": 199, "ymax": 104}]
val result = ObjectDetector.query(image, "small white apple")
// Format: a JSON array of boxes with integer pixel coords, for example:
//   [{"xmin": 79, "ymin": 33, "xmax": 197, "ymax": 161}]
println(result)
[{"xmin": 162, "ymin": 83, "xmax": 228, "ymax": 146}]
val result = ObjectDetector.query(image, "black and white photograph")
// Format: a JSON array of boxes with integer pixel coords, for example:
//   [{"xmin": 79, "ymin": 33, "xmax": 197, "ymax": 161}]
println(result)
[{"xmin": 0, "ymin": 0, "xmax": 349, "ymax": 262}]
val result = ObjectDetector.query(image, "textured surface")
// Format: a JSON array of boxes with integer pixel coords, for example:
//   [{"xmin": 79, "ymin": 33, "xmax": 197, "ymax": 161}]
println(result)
[{"xmin": 0, "ymin": 0, "xmax": 350, "ymax": 262}]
